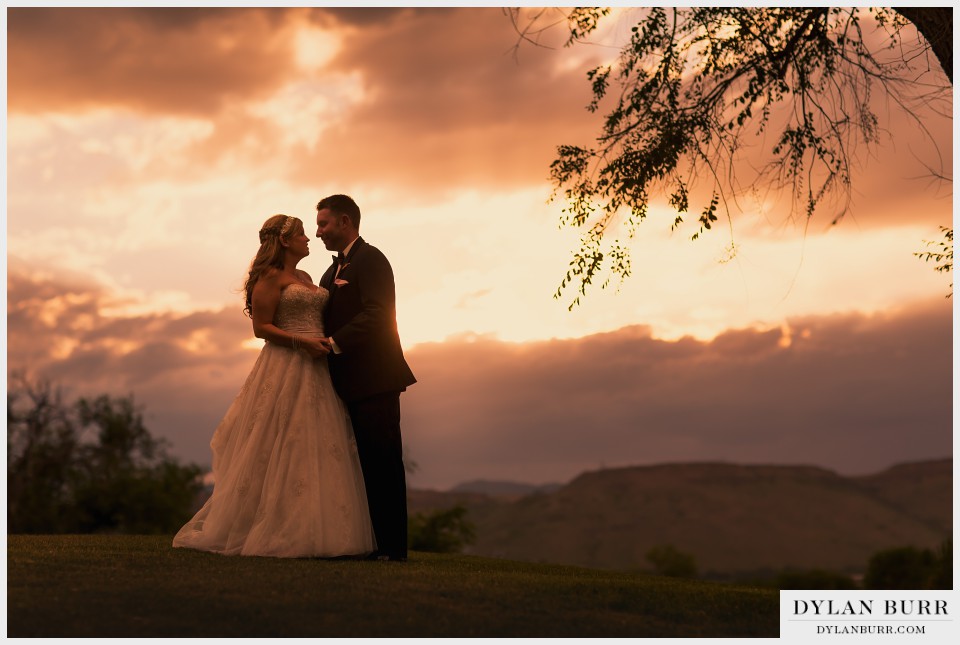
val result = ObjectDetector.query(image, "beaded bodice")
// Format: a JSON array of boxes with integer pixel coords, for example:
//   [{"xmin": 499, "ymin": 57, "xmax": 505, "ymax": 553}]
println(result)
[{"xmin": 274, "ymin": 283, "xmax": 328, "ymax": 337}]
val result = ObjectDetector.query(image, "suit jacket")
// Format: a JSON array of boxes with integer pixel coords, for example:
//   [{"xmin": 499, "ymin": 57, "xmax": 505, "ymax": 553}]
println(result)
[{"xmin": 320, "ymin": 237, "xmax": 416, "ymax": 403}]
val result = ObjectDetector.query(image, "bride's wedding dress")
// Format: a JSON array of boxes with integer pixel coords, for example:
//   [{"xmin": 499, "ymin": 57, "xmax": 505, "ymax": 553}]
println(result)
[{"xmin": 173, "ymin": 283, "xmax": 375, "ymax": 557}]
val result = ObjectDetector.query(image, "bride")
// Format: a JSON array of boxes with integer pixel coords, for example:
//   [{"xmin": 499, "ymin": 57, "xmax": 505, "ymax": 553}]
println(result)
[{"xmin": 173, "ymin": 214, "xmax": 375, "ymax": 558}]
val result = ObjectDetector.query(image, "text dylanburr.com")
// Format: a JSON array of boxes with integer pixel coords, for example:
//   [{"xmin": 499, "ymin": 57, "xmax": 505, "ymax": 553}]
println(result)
[{"xmin": 780, "ymin": 591, "xmax": 958, "ymax": 642}]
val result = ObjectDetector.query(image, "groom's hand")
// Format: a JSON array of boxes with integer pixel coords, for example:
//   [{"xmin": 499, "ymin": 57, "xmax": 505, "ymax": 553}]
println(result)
[
  {"xmin": 302, "ymin": 338, "xmax": 331, "ymax": 358},
  {"xmin": 320, "ymin": 337, "xmax": 342, "ymax": 354}
]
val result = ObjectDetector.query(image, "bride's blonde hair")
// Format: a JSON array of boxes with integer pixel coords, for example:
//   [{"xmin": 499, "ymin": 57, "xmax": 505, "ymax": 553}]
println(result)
[{"xmin": 243, "ymin": 214, "xmax": 302, "ymax": 318}]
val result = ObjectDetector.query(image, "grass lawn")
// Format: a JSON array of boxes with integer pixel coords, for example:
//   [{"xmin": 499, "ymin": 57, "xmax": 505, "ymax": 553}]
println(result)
[{"xmin": 7, "ymin": 534, "xmax": 778, "ymax": 637}]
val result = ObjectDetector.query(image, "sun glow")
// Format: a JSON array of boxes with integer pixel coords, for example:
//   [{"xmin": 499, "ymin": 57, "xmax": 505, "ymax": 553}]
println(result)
[{"xmin": 293, "ymin": 24, "xmax": 341, "ymax": 70}]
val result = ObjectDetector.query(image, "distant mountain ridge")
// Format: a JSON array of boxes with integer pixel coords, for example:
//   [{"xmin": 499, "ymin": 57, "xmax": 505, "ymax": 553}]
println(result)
[
  {"xmin": 409, "ymin": 459, "xmax": 952, "ymax": 575},
  {"xmin": 449, "ymin": 479, "xmax": 563, "ymax": 498}
]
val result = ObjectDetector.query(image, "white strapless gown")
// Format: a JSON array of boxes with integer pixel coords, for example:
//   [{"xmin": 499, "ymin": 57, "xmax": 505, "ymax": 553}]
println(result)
[{"xmin": 173, "ymin": 283, "xmax": 375, "ymax": 557}]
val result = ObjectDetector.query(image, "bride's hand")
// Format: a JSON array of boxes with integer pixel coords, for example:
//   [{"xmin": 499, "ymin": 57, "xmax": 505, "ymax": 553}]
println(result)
[{"xmin": 301, "ymin": 337, "xmax": 331, "ymax": 358}]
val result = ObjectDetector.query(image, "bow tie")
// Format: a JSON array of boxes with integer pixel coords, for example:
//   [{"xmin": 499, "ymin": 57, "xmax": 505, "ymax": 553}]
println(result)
[{"xmin": 333, "ymin": 253, "xmax": 347, "ymax": 265}]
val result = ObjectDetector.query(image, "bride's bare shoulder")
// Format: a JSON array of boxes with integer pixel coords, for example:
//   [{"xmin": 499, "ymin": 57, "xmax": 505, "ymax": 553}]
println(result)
[
  {"xmin": 260, "ymin": 267, "xmax": 282, "ymax": 280},
  {"xmin": 253, "ymin": 268, "xmax": 282, "ymax": 293}
]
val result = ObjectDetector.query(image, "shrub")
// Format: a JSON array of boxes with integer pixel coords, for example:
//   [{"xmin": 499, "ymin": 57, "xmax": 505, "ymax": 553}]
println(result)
[
  {"xmin": 863, "ymin": 541, "xmax": 952, "ymax": 590},
  {"xmin": 646, "ymin": 544, "xmax": 698, "ymax": 578},
  {"xmin": 408, "ymin": 505, "xmax": 476, "ymax": 553}
]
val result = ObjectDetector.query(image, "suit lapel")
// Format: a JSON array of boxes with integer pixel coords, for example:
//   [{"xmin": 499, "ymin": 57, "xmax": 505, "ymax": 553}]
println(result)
[{"xmin": 323, "ymin": 237, "xmax": 365, "ymax": 298}]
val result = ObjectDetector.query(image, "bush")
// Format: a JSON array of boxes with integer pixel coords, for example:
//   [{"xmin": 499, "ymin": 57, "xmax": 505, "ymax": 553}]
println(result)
[
  {"xmin": 863, "ymin": 541, "xmax": 952, "ymax": 590},
  {"xmin": 408, "ymin": 505, "xmax": 476, "ymax": 553},
  {"xmin": 646, "ymin": 544, "xmax": 698, "ymax": 578}
]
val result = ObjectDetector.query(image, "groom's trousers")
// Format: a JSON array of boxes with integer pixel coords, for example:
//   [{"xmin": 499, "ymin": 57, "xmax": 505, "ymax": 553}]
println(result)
[{"xmin": 347, "ymin": 391, "xmax": 408, "ymax": 559}]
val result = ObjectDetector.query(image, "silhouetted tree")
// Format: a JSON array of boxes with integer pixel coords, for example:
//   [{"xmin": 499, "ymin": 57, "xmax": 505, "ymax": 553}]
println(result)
[
  {"xmin": 916, "ymin": 226, "xmax": 953, "ymax": 296},
  {"xmin": 7, "ymin": 375, "xmax": 81, "ymax": 532},
  {"xmin": 509, "ymin": 8, "xmax": 952, "ymax": 307},
  {"xmin": 7, "ymin": 373, "xmax": 203, "ymax": 534}
]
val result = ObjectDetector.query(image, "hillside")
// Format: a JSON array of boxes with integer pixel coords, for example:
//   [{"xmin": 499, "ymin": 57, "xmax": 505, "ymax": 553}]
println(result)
[
  {"xmin": 853, "ymin": 458, "xmax": 952, "ymax": 535},
  {"xmin": 411, "ymin": 460, "xmax": 952, "ymax": 576}
]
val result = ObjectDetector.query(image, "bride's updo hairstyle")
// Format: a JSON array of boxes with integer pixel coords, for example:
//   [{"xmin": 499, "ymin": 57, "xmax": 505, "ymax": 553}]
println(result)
[{"xmin": 243, "ymin": 214, "xmax": 302, "ymax": 318}]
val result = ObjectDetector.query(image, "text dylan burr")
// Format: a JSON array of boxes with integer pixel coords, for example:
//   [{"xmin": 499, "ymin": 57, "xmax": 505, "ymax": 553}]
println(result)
[{"xmin": 794, "ymin": 600, "xmax": 948, "ymax": 617}]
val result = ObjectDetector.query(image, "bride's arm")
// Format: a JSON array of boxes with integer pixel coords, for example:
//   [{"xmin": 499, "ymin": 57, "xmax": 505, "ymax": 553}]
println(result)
[{"xmin": 251, "ymin": 272, "xmax": 328, "ymax": 357}]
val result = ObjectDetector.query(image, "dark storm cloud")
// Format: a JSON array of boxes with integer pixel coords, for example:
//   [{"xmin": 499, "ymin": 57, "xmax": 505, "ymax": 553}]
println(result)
[{"xmin": 400, "ymin": 300, "xmax": 953, "ymax": 488}]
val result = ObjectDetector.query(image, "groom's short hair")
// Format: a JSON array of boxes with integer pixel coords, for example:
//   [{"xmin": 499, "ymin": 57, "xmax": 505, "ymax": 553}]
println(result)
[{"xmin": 317, "ymin": 194, "xmax": 361, "ymax": 228}]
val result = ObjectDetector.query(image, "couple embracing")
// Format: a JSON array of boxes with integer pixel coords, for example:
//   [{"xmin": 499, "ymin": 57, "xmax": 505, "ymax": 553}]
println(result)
[{"xmin": 173, "ymin": 194, "xmax": 416, "ymax": 561}]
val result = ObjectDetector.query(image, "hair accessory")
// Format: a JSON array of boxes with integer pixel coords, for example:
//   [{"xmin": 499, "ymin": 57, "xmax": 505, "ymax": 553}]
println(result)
[{"xmin": 259, "ymin": 215, "xmax": 298, "ymax": 243}]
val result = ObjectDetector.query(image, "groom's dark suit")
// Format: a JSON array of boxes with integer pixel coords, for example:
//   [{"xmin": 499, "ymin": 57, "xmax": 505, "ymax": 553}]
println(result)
[{"xmin": 320, "ymin": 237, "xmax": 416, "ymax": 559}]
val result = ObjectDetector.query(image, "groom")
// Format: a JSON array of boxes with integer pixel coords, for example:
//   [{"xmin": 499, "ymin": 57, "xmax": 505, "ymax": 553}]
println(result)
[{"xmin": 316, "ymin": 194, "xmax": 417, "ymax": 561}]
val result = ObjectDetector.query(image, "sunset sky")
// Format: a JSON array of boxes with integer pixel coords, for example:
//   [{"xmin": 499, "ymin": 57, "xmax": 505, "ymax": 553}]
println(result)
[{"xmin": 6, "ymin": 6, "xmax": 954, "ymax": 489}]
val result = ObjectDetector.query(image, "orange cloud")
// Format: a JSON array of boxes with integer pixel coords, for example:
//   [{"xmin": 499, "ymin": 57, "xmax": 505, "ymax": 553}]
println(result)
[
  {"xmin": 7, "ymin": 8, "xmax": 301, "ymax": 115},
  {"xmin": 289, "ymin": 7, "xmax": 606, "ymax": 196},
  {"xmin": 9, "ymin": 6, "xmax": 949, "ymax": 230},
  {"xmin": 401, "ymin": 300, "xmax": 952, "ymax": 487}
]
